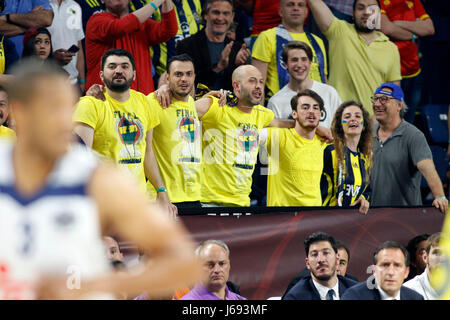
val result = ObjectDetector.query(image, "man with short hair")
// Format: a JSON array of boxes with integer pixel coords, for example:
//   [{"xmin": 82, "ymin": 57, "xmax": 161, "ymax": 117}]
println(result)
[
  {"xmin": 85, "ymin": 0, "xmax": 178, "ymax": 94},
  {"xmin": 307, "ymin": 0, "xmax": 401, "ymax": 115},
  {"xmin": 283, "ymin": 232, "xmax": 357, "ymax": 300},
  {"xmin": 404, "ymin": 233, "xmax": 442, "ymax": 300},
  {"xmin": 147, "ymin": 54, "xmax": 203, "ymax": 208},
  {"xmin": 405, "ymin": 233, "xmax": 430, "ymax": 281},
  {"xmin": 176, "ymin": 0, "xmax": 250, "ymax": 91},
  {"xmin": 267, "ymin": 41, "xmax": 341, "ymax": 128},
  {"xmin": 252, "ymin": 0, "xmax": 327, "ymax": 102},
  {"xmin": 74, "ymin": 49, "xmax": 177, "ymax": 217},
  {"xmin": 0, "ymin": 85, "xmax": 14, "ymax": 138},
  {"xmin": 103, "ymin": 236, "xmax": 124, "ymax": 262},
  {"xmin": 370, "ymin": 82, "xmax": 448, "ymax": 213},
  {"xmin": 181, "ymin": 240, "xmax": 247, "ymax": 300},
  {"xmin": 342, "ymin": 241, "xmax": 424, "ymax": 300},
  {"xmin": 262, "ymin": 89, "xmax": 327, "ymax": 206}
]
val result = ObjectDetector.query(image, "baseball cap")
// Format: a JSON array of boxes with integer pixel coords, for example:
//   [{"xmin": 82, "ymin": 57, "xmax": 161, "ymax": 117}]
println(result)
[{"xmin": 374, "ymin": 82, "xmax": 404, "ymax": 101}]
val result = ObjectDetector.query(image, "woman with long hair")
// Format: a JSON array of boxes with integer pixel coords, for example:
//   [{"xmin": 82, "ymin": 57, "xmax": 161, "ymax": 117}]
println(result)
[
  {"xmin": 22, "ymin": 27, "xmax": 54, "ymax": 62},
  {"xmin": 321, "ymin": 101, "xmax": 373, "ymax": 214}
]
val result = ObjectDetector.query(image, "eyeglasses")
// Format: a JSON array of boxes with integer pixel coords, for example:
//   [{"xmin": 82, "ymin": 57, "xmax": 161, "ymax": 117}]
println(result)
[{"xmin": 371, "ymin": 96, "xmax": 397, "ymax": 104}]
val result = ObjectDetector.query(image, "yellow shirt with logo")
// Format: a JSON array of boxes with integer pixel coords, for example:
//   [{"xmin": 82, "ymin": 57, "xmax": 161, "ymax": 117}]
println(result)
[
  {"xmin": 147, "ymin": 93, "xmax": 202, "ymax": 202},
  {"xmin": 74, "ymin": 90, "xmax": 160, "ymax": 191},
  {"xmin": 0, "ymin": 125, "xmax": 15, "ymax": 140},
  {"xmin": 201, "ymin": 97, "xmax": 275, "ymax": 206},
  {"xmin": 324, "ymin": 17, "xmax": 401, "ymax": 115},
  {"xmin": 251, "ymin": 27, "xmax": 328, "ymax": 99},
  {"xmin": 265, "ymin": 128, "xmax": 327, "ymax": 206}
]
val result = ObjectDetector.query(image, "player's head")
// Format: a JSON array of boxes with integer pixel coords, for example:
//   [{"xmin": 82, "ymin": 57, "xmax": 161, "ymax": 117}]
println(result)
[
  {"xmin": 7, "ymin": 59, "xmax": 76, "ymax": 159},
  {"xmin": 304, "ymin": 232, "xmax": 339, "ymax": 282},
  {"xmin": 196, "ymin": 240, "xmax": 231, "ymax": 293},
  {"xmin": 0, "ymin": 86, "xmax": 9, "ymax": 126},
  {"xmin": 166, "ymin": 54, "xmax": 196, "ymax": 100},
  {"xmin": 291, "ymin": 89, "xmax": 323, "ymax": 130},
  {"xmin": 232, "ymin": 64, "xmax": 264, "ymax": 106},
  {"xmin": 282, "ymin": 41, "xmax": 312, "ymax": 84},
  {"xmin": 100, "ymin": 48, "xmax": 136, "ymax": 93}
]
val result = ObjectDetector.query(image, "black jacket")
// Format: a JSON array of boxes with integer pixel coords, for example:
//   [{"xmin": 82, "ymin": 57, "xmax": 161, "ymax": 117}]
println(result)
[
  {"xmin": 176, "ymin": 29, "xmax": 242, "ymax": 91},
  {"xmin": 341, "ymin": 282, "xmax": 424, "ymax": 300},
  {"xmin": 283, "ymin": 275, "xmax": 358, "ymax": 300}
]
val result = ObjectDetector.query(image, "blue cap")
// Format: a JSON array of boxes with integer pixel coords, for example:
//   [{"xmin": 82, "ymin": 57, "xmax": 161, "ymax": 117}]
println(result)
[{"xmin": 374, "ymin": 82, "xmax": 404, "ymax": 101}]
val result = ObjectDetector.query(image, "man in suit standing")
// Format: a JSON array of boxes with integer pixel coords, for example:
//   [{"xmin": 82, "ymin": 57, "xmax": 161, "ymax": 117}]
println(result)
[
  {"xmin": 283, "ymin": 232, "xmax": 357, "ymax": 300},
  {"xmin": 342, "ymin": 241, "xmax": 424, "ymax": 300}
]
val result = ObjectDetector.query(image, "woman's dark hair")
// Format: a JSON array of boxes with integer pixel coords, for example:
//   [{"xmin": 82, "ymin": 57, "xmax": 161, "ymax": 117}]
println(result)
[{"xmin": 22, "ymin": 27, "xmax": 53, "ymax": 60}]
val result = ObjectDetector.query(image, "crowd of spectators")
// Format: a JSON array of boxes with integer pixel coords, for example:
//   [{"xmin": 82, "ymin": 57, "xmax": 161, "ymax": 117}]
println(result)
[{"xmin": 0, "ymin": 0, "xmax": 449, "ymax": 300}]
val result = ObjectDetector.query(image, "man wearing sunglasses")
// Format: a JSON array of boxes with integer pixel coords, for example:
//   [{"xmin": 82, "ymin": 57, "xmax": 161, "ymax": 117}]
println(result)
[{"xmin": 370, "ymin": 82, "xmax": 447, "ymax": 214}]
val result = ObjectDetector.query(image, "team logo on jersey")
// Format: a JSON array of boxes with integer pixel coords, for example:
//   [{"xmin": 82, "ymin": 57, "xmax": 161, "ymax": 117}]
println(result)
[
  {"xmin": 54, "ymin": 212, "xmax": 75, "ymax": 227},
  {"xmin": 179, "ymin": 116, "xmax": 199, "ymax": 143},
  {"xmin": 117, "ymin": 116, "xmax": 144, "ymax": 145},
  {"xmin": 237, "ymin": 129, "xmax": 258, "ymax": 153}
]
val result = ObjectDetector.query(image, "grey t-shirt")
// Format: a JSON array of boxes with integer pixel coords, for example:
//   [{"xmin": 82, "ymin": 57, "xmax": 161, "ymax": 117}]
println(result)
[
  {"xmin": 207, "ymin": 40, "xmax": 225, "ymax": 90},
  {"xmin": 371, "ymin": 121, "xmax": 432, "ymax": 206}
]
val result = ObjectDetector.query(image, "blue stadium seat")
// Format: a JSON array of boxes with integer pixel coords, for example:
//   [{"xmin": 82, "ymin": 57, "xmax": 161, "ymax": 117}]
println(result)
[{"xmin": 420, "ymin": 104, "xmax": 449, "ymax": 144}]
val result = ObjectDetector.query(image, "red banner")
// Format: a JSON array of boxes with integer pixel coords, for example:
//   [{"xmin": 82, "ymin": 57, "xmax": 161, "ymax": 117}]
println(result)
[{"xmin": 181, "ymin": 207, "xmax": 445, "ymax": 300}]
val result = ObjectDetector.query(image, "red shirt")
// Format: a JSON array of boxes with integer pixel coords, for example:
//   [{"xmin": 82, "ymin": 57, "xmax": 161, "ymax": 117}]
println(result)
[
  {"xmin": 85, "ymin": 10, "xmax": 178, "ymax": 94},
  {"xmin": 251, "ymin": 0, "xmax": 281, "ymax": 36},
  {"xmin": 381, "ymin": 0, "xmax": 430, "ymax": 77}
]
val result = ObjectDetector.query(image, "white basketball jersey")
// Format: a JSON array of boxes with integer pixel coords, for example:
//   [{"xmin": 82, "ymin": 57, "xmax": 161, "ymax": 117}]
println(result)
[{"xmin": 0, "ymin": 140, "xmax": 112, "ymax": 299}]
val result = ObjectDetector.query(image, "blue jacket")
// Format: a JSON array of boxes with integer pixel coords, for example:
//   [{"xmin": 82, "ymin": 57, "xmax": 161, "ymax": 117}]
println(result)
[
  {"xmin": 341, "ymin": 282, "xmax": 424, "ymax": 300},
  {"xmin": 283, "ymin": 275, "xmax": 358, "ymax": 300}
]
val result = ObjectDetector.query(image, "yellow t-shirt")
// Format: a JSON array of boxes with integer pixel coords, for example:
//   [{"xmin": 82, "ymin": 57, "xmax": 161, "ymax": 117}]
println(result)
[
  {"xmin": 324, "ymin": 18, "xmax": 401, "ymax": 115},
  {"xmin": 265, "ymin": 128, "xmax": 327, "ymax": 206},
  {"xmin": 0, "ymin": 125, "xmax": 15, "ymax": 140},
  {"xmin": 147, "ymin": 93, "xmax": 202, "ymax": 202},
  {"xmin": 251, "ymin": 26, "xmax": 328, "ymax": 99},
  {"xmin": 73, "ymin": 90, "xmax": 160, "ymax": 190},
  {"xmin": 201, "ymin": 97, "xmax": 275, "ymax": 206}
]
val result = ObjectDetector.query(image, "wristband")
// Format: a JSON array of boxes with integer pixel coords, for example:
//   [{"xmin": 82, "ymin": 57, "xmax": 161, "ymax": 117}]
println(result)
[
  {"xmin": 6, "ymin": 14, "xmax": 11, "ymax": 24},
  {"xmin": 411, "ymin": 33, "xmax": 416, "ymax": 43},
  {"xmin": 150, "ymin": 2, "xmax": 158, "ymax": 11},
  {"xmin": 156, "ymin": 187, "xmax": 167, "ymax": 193},
  {"xmin": 448, "ymin": 140, "xmax": 450, "ymax": 144},
  {"xmin": 436, "ymin": 196, "xmax": 446, "ymax": 200},
  {"xmin": 78, "ymin": 78, "xmax": 86, "ymax": 83}
]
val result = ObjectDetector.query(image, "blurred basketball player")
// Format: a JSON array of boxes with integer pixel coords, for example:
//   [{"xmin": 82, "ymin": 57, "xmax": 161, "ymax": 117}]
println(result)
[{"xmin": 0, "ymin": 59, "xmax": 200, "ymax": 300}]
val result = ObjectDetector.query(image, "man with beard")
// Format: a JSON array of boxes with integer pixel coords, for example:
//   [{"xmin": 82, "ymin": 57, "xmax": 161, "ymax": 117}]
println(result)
[
  {"xmin": 85, "ymin": 0, "xmax": 177, "ymax": 94},
  {"xmin": 404, "ymin": 233, "xmax": 442, "ymax": 300},
  {"xmin": 146, "ymin": 54, "xmax": 203, "ymax": 209},
  {"xmin": 261, "ymin": 89, "xmax": 327, "ymax": 206},
  {"xmin": 308, "ymin": 0, "xmax": 401, "ymax": 116},
  {"xmin": 74, "ymin": 48, "xmax": 177, "ymax": 217},
  {"xmin": 283, "ymin": 232, "xmax": 357, "ymax": 300}
]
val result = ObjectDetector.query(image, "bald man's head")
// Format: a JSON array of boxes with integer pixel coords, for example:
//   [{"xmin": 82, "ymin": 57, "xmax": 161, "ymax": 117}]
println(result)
[{"xmin": 232, "ymin": 65, "xmax": 264, "ymax": 106}]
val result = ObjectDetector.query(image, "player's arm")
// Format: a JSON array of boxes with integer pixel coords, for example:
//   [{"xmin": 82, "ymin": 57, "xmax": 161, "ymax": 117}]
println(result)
[
  {"xmin": 0, "ymin": 20, "xmax": 26, "ymax": 36},
  {"xmin": 144, "ymin": 129, "xmax": 178, "ymax": 218},
  {"xmin": 0, "ymin": 9, "xmax": 53, "ymax": 30},
  {"xmin": 307, "ymin": 0, "xmax": 335, "ymax": 33},
  {"xmin": 88, "ymin": 164, "xmax": 200, "ymax": 298},
  {"xmin": 417, "ymin": 159, "xmax": 448, "ymax": 214},
  {"xmin": 73, "ymin": 122, "xmax": 94, "ymax": 148},
  {"xmin": 267, "ymin": 118, "xmax": 295, "ymax": 128},
  {"xmin": 392, "ymin": 18, "xmax": 434, "ymax": 37},
  {"xmin": 195, "ymin": 96, "xmax": 215, "ymax": 119}
]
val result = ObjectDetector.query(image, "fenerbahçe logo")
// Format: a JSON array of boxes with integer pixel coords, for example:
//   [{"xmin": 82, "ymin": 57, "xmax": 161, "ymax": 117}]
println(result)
[
  {"xmin": 238, "ymin": 129, "xmax": 258, "ymax": 153},
  {"xmin": 179, "ymin": 116, "xmax": 199, "ymax": 143},
  {"xmin": 118, "ymin": 116, "xmax": 144, "ymax": 146}
]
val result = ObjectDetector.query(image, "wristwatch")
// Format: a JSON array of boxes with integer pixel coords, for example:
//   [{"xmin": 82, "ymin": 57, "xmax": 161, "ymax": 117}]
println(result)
[{"xmin": 6, "ymin": 14, "xmax": 11, "ymax": 24}]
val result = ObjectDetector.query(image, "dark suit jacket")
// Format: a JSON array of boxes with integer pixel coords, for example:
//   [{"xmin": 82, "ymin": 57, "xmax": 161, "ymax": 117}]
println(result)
[
  {"xmin": 176, "ymin": 29, "xmax": 242, "ymax": 91},
  {"xmin": 283, "ymin": 275, "xmax": 358, "ymax": 300},
  {"xmin": 282, "ymin": 267, "xmax": 359, "ymax": 299},
  {"xmin": 341, "ymin": 282, "xmax": 424, "ymax": 300}
]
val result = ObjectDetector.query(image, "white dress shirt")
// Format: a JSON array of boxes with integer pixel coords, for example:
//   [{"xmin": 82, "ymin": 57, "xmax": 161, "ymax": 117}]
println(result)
[
  {"xmin": 378, "ymin": 287, "xmax": 401, "ymax": 300},
  {"xmin": 312, "ymin": 278, "xmax": 340, "ymax": 300},
  {"xmin": 403, "ymin": 269, "xmax": 437, "ymax": 300}
]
